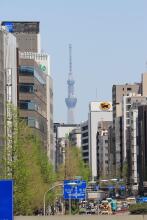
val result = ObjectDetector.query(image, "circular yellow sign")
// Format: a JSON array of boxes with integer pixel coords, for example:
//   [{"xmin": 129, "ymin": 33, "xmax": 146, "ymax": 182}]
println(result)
[{"xmin": 99, "ymin": 102, "xmax": 111, "ymax": 111}]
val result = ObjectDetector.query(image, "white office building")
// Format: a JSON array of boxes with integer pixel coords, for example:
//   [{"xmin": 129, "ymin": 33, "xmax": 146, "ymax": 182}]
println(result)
[
  {"xmin": 0, "ymin": 26, "xmax": 17, "ymax": 177},
  {"xmin": 122, "ymin": 94, "xmax": 147, "ymax": 161},
  {"xmin": 89, "ymin": 101, "xmax": 112, "ymax": 180}
]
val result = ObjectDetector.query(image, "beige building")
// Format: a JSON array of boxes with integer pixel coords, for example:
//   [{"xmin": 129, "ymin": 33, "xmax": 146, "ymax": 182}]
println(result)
[
  {"xmin": 141, "ymin": 73, "xmax": 147, "ymax": 96},
  {"xmin": 112, "ymin": 83, "xmax": 140, "ymax": 119},
  {"xmin": 1, "ymin": 21, "xmax": 54, "ymax": 162},
  {"xmin": 112, "ymin": 83, "xmax": 140, "ymax": 174},
  {"xmin": 18, "ymin": 57, "xmax": 48, "ymax": 149},
  {"xmin": 19, "ymin": 52, "xmax": 54, "ymax": 162},
  {"xmin": 1, "ymin": 21, "xmax": 41, "ymax": 53}
]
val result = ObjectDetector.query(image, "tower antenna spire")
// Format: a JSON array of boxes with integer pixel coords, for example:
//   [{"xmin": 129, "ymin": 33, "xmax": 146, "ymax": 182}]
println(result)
[
  {"xmin": 65, "ymin": 44, "xmax": 77, "ymax": 124},
  {"xmin": 69, "ymin": 44, "xmax": 72, "ymax": 74}
]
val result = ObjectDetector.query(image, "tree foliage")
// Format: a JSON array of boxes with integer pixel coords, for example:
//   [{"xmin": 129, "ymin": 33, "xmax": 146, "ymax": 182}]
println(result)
[
  {"xmin": 57, "ymin": 145, "xmax": 90, "ymax": 182},
  {"xmin": 0, "ymin": 106, "xmax": 56, "ymax": 215}
]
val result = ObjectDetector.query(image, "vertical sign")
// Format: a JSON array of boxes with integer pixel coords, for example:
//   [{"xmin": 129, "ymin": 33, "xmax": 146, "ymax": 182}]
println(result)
[{"xmin": 0, "ymin": 180, "xmax": 13, "ymax": 220}]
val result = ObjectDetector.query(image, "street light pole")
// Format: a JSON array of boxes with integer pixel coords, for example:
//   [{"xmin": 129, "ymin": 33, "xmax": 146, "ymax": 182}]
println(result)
[{"xmin": 43, "ymin": 183, "xmax": 63, "ymax": 216}]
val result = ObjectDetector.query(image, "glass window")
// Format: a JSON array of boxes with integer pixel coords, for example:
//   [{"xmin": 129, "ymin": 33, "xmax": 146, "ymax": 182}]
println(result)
[
  {"xmin": 19, "ymin": 83, "xmax": 34, "ymax": 93},
  {"xmin": 82, "ymin": 139, "xmax": 88, "ymax": 144},
  {"xmin": 28, "ymin": 117, "xmax": 36, "ymax": 127},
  {"xmin": 19, "ymin": 100, "xmax": 37, "ymax": 110},
  {"xmin": 19, "ymin": 66, "xmax": 34, "ymax": 75}
]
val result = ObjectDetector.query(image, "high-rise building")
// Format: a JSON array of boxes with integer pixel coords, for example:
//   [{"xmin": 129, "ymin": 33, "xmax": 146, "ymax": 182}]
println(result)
[
  {"xmin": 122, "ymin": 94, "xmax": 147, "ymax": 161},
  {"xmin": 141, "ymin": 73, "xmax": 147, "ymax": 97},
  {"xmin": 1, "ymin": 21, "xmax": 54, "ymax": 163},
  {"xmin": 54, "ymin": 123, "xmax": 80, "ymax": 170},
  {"xmin": 112, "ymin": 83, "xmax": 140, "ymax": 174},
  {"xmin": 97, "ymin": 121, "xmax": 112, "ymax": 178},
  {"xmin": 18, "ymin": 54, "xmax": 48, "ymax": 150},
  {"xmin": 81, "ymin": 121, "xmax": 89, "ymax": 164},
  {"xmin": 19, "ymin": 52, "xmax": 54, "ymax": 162},
  {"xmin": 1, "ymin": 21, "xmax": 41, "ymax": 52},
  {"xmin": 89, "ymin": 101, "xmax": 112, "ymax": 180},
  {"xmin": 65, "ymin": 44, "xmax": 77, "ymax": 124},
  {"xmin": 138, "ymin": 105, "xmax": 147, "ymax": 195},
  {"xmin": 122, "ymin": 96, "xmax": 147, "ymax": 189},
  {"xmin": 69, "ymin": 128, "xmax": 81, "ymax": 148},
  {"xmin": 108, "ymin": 125, "xmax": 115, "ymax": 177},
  {"xmin": 0, "ymin": 25, "xmax": 17, "ymax": 176}
]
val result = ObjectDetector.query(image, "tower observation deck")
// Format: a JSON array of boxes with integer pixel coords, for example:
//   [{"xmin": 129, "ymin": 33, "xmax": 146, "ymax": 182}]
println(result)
[{"xmin": 65, "ymin": 44, "xmax": 77, "ymax": 124}]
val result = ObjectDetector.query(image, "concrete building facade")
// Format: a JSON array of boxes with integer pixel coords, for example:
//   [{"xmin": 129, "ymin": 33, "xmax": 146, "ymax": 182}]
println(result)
[
  {"xmin": 112, "ymin": 84, "xmax": 140, "ymax": 174},
  {"xmin": 122, "ymin": 95, "xmax": 147, "ymax": 162},
  {"xmin": 1, "ymin": 21, "xmax": 41, "ymax": 53},
  {"xmin": 1, "ymin": 21, "xmax": 54, "ymax": 163},
  {"xmin": 18, "ymin": 56, "xmax": 48, "ymax": 149},
  {"xmin": 89, "ymin": 101, "xmax": 112, "ymax": 180},
  {"xmin": 19, "ymin": 52, "xmax": 54, "ymax": 162},
  {"xmin": 138, "ymin": 105, "xmax": 147, "ymax": 195},
  {"xmin": 97, "ymin": 121, "xmax": 112, "ymax": 179},
  {"xmin": 81, "ymin": 121, "xmax": 89, "ymax": 164},
  {"xmin": 0, "ymin": 26, "xmax": 17, "ymax": 176},
  {"xmin": 69, "ymin": 128, "xmax": 81, "ymax": 148},
  {"xmin": 54, "ymin": 123, "xmax": 80, "ymax": 170}
]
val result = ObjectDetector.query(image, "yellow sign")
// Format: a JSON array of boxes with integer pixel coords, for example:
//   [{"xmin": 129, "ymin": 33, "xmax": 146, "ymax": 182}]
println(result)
[{"xmin": 99, "ymin": 102, "xmax": 111, "ymax": 111}]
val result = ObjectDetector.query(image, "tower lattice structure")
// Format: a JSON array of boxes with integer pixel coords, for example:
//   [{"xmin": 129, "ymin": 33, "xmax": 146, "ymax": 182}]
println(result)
[{"xmin": 65, "ymin": 44, "xmax": 77, "ymax": 124}]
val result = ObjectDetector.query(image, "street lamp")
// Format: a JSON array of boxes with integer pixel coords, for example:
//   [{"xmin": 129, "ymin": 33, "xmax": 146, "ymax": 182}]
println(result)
[
  {"xmin": 43, "ymin": 181, "xmax": 78, "ymax": 216},
  {"xmin": 43, "ymin": 183, "xmax": 63, "ymax": 216}
]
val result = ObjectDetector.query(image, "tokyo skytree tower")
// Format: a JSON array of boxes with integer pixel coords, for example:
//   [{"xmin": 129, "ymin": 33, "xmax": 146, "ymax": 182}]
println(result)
[{"xmin": 65, "ymin": 44, "xmax": 77, "ymax": 124}]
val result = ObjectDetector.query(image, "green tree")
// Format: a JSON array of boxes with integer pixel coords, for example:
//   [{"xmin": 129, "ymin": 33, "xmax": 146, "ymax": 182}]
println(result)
[
  {"xmin": 57, "ymin": 145, "xmax": 90, "ymax": 182},
  {"xmin": 0, "ymin": 105, "xmax": 56, "ymax": 215}
]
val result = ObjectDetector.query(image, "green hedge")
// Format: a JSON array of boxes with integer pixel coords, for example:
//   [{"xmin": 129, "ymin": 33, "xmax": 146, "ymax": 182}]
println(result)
[{"xmin": 129, "ymin": 203, "xmax": 147, "ymax": 214}]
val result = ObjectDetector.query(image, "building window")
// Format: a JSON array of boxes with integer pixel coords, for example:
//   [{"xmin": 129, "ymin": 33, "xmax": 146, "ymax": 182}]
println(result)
[
  {"xmin": 82, "ymin": 139, "xmax": 88, "ymax": 144},
  {"xmin": 82, "ymin": 145, "xmax": 88, "ymax": 150},
  {"xmin": 28, "ymin": 117, "xmax": 39, "ymax": 129},
  {"xmin": 126, "ymin": 105, "xmax": 131, "ymax": 111},
  {"xmin": 19, "ymin": 100, "xmax": 37, "ymax": 110},
  {"xmin": 83, "ymin": 152, "xmax": 89, "ymax": 157},
  {"xmin": 126, "ymin": 119, "xmax": 130, "ymax": 125},
  {"xmin": 127, "ymin": 88, "xmax": 132, "ymax": 91},
  {"xmin": 19, "ymin": 66, "xmax": 34, "ymax": 75},
  {"xmin": 83, "ymin": 132, "xmax": 88, "ymax": 137},
  {"xmin": 19, "ymin": 83, "xmax": 34, "ymax": 93},
  {"xmin": 82, "ymin": 125, "xmax": 88, "ymax": 131}
]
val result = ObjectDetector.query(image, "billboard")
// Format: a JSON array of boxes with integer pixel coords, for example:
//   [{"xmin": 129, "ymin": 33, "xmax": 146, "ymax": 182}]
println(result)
[
  {"xmin": 90, "ymin": 101, "xmax": 112, "ymax": 112},
  {"xmin": 63, "ymin": 180, "xmax": 87, "ymax": 200},
  {"xmin": 0, "ymin": 180, "xmax": 13, "ymax": 220}
]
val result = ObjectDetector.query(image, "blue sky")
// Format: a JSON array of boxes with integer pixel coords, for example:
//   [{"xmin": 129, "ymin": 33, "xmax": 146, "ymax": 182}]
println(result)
[{"xmin": 1, "ymin": 0, "xmax": 147, "ymax": 123}]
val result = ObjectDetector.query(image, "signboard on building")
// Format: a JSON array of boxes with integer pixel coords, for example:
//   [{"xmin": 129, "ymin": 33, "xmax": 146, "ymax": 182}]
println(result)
[
  {"xmin": 90, "ymin": 101, "xmax": 112, "ymax": 112},
  {"xmin": 63, "ymin": 180, "xmax": 87, "ymax": 200},
  {"xmin": 2, "ymin": 21, "xmax": 39, "ymax": 33},
  {"xmin": 0, "ymin": 180, "xmax": 13, "ymax": 220}
]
